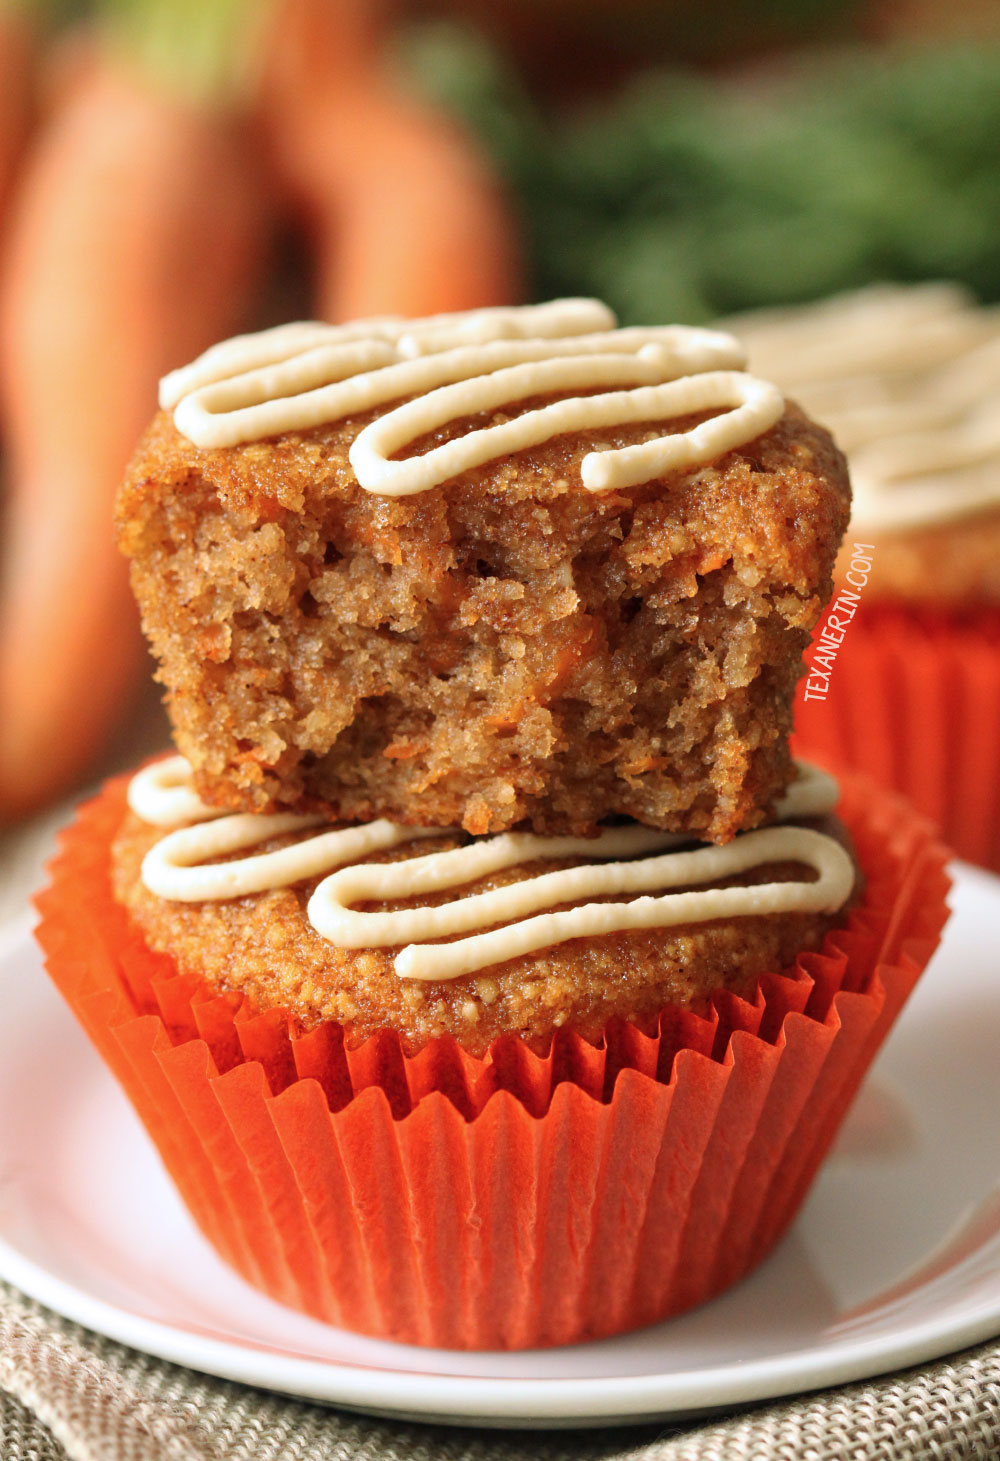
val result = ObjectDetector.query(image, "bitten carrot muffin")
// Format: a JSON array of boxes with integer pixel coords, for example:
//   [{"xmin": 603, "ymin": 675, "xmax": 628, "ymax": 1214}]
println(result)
[{"xmin": 116, "ymin": 299, "xmax": 850, "ymax": 841}]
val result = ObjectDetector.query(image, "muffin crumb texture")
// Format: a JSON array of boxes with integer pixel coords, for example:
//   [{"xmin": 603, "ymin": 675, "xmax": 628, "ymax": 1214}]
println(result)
[{"xmin": 117, "ymin": 399, "xmax": 849, "ymax": 839}]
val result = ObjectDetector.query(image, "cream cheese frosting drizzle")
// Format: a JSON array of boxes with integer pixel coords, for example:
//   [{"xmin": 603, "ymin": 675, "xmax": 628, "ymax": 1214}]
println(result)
[
  {"xmin": 159, "ymin": 299, "xmax": 784, "ymax": 495},
  {"xmin": 128, "ymin": 758, "xmax": 853, "ymax": 982},
  {"xmin": 313, "ymin": 824, "xmax": 849, "ymax": 983},
  {"xmin": 725, "ymin": 282, "xmax": 1000, "ymax": 533}
]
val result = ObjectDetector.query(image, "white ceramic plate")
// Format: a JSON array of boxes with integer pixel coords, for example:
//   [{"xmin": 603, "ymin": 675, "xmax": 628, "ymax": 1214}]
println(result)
[{"xmin": 0, "ymin": 864, "xmax": 998, "ymax": 1429}]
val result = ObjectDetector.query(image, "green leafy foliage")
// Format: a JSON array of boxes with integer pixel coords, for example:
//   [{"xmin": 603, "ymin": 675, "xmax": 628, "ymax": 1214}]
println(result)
[{"xmin": 401, "ymin": 25, "xmax": 1000, "ymax": 321}]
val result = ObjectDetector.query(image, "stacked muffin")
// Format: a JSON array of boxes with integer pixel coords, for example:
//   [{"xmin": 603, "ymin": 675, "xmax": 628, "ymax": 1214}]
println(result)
[{"xmin": 37, "ymin": 300, "xmax": 949, "ymax": 1348}]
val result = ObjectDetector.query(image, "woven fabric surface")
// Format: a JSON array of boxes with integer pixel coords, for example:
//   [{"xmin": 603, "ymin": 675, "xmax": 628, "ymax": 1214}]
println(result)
[{"xmin": 2, "ymin": 1281, "xmax": 1000, "ymax": 1461}]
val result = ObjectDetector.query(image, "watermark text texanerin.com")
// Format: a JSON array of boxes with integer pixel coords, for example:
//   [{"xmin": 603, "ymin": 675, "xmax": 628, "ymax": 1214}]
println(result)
[{"xmin": 802, "ymin": 544, "xmax": 874, "ymax": 703}]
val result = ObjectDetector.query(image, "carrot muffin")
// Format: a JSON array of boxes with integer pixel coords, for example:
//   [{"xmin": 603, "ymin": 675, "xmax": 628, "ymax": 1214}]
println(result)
[
  {"xmin": 117, "ymin": 299, "xmax": 850, "ymax": 841},
  {"xmin": 727, "ymin": 281, "xmax": 1000, "ymax": 605},
  {"xmin": 39, "ymin": 754, "xmax": 948, "ymax": 1349}
]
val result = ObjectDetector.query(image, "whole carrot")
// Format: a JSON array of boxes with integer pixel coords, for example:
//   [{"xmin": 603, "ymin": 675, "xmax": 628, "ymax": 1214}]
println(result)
[
  {"xmin": 0, "ymin": 51, "xmax": 270, "ymax": 817},
  {"xmin": 260, "ymin": 0, "xmax": 522, "ymax": 320},
  {"xmin": 305, "ymin": 82, "xmax": 523, "ymax": 323}
]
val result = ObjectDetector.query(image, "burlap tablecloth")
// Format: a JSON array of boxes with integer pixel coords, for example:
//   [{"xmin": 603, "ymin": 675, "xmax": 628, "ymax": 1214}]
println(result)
[
  {"xmin": 2, "ymin": 723, "xmax": 999, "ymax": 1460},
  {"xmin": 1, "ymin": 1279, "xmax": 999, "ymax": 1461}
]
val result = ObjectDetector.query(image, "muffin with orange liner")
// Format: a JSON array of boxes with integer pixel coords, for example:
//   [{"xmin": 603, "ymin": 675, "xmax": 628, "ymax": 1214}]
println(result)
[
  {"xmin": 37, "ymin": 756, "xmax": 948, "ymax": 1349},
  {"xmin": 37, "ymin": 300, "xmax": 950, "ymax": 1350},
  {"xmin": 730, "ymin": 282, "xmax": 1000, "ymax": 869}
]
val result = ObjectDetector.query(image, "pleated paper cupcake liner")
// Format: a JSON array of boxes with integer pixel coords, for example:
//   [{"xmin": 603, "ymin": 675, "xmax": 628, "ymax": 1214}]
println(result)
[
  {"xmin": 35, "ymin": 769, "xmax": 950, "ymax": 1350},
  {"xmin": 794, "ymin": 605, "xmax": 1000, "ymax": 872}
]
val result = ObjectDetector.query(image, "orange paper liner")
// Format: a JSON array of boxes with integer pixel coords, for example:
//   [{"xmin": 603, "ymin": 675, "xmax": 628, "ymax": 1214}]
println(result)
[
  {"xmin": 35, "ymin": 771, "xmax": 949, "ymax": 1350},
  {"xmin": 794, "ymin": 604, "xmax": 1000, "ymax": 872}
]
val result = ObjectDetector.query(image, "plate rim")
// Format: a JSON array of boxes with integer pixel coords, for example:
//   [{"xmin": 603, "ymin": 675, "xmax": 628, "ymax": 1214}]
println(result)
[
  {"xmin": 2, "ymin": 870, "xmax": 1000, "ymax": 1427},
  {"xmin": 3, "ymin": 1224, "xmax": 1000, "ymax": 1425}
]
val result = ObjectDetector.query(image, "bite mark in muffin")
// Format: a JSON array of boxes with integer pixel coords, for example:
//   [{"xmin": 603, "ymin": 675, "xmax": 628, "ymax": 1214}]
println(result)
[{"xmin": 117, "ymin": 399, "xmax": 848, "ymax": 839}]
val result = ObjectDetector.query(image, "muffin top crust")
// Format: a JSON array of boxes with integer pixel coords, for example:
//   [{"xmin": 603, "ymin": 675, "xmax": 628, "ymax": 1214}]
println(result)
[
  {"xmin": 112, "ymin": 755, "xmax": 856, "ymax": 1056},
  {"xmin": 112, "ymin": 800, "xmax": 853, "ymax": 1056}
]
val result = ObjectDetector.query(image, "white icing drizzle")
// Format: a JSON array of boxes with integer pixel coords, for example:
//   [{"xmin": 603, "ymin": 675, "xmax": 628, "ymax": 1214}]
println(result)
[
  {"xmin": 129, "ymin": 758, "xmax": 852, "ymax": 982},
  {"xmin": 160, "ymin": 299, "xmax": 785, "ymax": 496},
  {"xmin": 724, "ymin": 282, "xmax": 1000, "ymax": 533},
  {"xmin": 143, "ymin": 813, "xmax": 438, "ymax": 902},
  {"xmin": 158, "ymin": 300, "xmax": 615, "ymax": 409},
  {"xmin": 128, "ymin": 755, "xmax": 223, "ymax": 828},
  {"xmin": 311, "ymin": 825, "xmax": 848, "ymax": 983},
  {"xmin": 350, "ymin": 365, "xmax": 780, "ymax": 498}
]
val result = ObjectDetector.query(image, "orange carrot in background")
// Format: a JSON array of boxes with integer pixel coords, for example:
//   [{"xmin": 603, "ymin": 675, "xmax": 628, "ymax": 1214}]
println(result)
[
  {"xmin": 0, "ymin": 0, "xmax": 519, "ymax": 818},
  {"xmin": 37, "ymin": 21, "xmax": 102, "ymax": 112},
  {"xmin": 307, "ymin": 83, "xmax": 523, "ymax": 322},
  {"xmin": 260, "ymin": 0, "xmax": 523, "ymax": 319},
  {"xmin": 260, "ymin": 0, "xmax": 389, "ymax": 97},
  {"xmin": 0, "ymin": 38, "xmax": 271, "ymax": 819},
  {"xmin": 0, "ymin": 3, "xmax": 39, "ymax": 221}
]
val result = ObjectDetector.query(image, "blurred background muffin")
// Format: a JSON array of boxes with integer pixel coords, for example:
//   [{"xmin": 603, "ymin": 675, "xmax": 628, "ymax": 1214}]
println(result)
[
  {"xmin": 1, "ymin": 0, "xmax": 1000, "ymax": 885},
  {"xmin": 727, "ymin": 282, "xmax": 1000, "ymax": 607},
  {"xmin": 726, "ymin": 280, "xmax": 1000, "ymax": 868}
]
